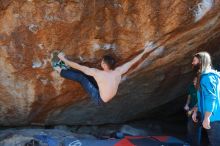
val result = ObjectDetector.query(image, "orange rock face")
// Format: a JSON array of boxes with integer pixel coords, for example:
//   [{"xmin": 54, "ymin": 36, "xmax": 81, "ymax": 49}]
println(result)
[{"xmin": 0, "ymin": 0, "xmax": 220, "ymax": 126}]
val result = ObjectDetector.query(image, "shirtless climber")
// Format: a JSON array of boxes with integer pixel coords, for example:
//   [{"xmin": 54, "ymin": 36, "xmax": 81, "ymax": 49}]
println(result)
[{"xmin": 53, "ymin": 47, "xmax": 148, "ymax": 105}]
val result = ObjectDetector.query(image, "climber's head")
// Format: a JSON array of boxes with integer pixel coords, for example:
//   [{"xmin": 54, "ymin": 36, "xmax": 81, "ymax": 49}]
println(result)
[{"xmin": 101, "ymin": 55, "xmax": 116, "ymax": 70}]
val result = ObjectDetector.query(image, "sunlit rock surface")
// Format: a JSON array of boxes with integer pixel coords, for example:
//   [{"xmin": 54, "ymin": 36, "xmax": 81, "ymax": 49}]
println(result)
[{"xmin": 0, "ymin": 0, "xmax": 220, "ymax": 126}]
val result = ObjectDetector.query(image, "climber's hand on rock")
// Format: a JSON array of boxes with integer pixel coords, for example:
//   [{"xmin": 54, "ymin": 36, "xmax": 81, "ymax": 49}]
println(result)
[{"xmin": 58, "ymin": 52, "xmax": 66, "ymax": 61}]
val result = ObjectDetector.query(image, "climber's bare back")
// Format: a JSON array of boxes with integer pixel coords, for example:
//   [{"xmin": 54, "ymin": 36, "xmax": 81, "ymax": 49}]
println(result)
[{"xmin": 92, "ymin": 69, "xmax": 122, "ymax": 103}]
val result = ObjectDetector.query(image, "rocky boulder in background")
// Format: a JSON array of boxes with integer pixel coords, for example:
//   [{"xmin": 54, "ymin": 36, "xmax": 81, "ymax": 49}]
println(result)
[{"xmin": 0, "ymin": 0, "xmax": 220, "ymax": 126}]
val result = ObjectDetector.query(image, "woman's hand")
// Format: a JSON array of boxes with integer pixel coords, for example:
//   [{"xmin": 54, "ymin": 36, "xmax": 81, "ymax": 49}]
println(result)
[
  {"xmin": 184, "ymin": 104, "xmax": 189, "ymax": 111},
  {"xmin": 203, "ymin": 117, "xmax": 211, "ymax": 129},
  {"xmin": 192, "ymin": 111, "xmax": 198, "ymax": 123}
]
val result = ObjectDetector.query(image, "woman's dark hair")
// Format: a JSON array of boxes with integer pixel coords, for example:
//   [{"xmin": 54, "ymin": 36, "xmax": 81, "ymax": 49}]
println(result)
[{"xmin": 102, "ymin": 55, "xmax": 116, "ymax": 70}]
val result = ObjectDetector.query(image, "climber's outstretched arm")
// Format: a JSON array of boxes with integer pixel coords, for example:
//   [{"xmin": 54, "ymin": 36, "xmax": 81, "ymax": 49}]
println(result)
[
  {"xmin": 58, "ymin": 53, "xmax": 97, "ymax": 76},
  {"xmin": 115, "ymin": 47, "xmax": 147, "ymax": 75}
]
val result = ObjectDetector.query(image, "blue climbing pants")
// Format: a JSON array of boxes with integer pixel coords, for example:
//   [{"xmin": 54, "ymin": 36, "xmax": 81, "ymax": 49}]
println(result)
[{"xmin": 60, "ymin": 69, "xmax": 104, "ymax": 105}]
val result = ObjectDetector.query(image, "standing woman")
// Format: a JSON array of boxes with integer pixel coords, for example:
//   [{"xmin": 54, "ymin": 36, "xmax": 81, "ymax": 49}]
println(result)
[
  {"xmin": 184, "ymin": 76, "xmax": 201, "ymax": 146},
  {"xmin": 192, "ymin": 52, "xmax": 220, "ymax": 146}
]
